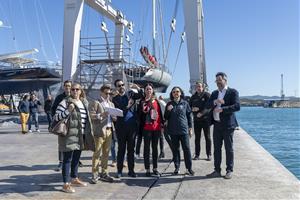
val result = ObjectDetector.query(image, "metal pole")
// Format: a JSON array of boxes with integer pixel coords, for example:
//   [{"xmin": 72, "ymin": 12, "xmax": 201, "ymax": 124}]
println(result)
[{"xmin": 152, "ymin": 0, "xmax": 156, "ymax": 56}]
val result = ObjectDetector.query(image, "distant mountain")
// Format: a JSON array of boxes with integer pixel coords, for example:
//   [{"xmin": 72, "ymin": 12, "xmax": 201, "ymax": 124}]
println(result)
[
  {"xmin": 241, "ymin": 95, "xmax": 300, "ymax": 101},
  {"xmin": 241, "ymin": 95, "xmax": 279, "ymax": 100}
]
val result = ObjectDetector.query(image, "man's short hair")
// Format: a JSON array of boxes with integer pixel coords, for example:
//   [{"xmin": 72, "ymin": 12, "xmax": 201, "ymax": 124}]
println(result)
[
  {"xmin": 195, "ymin": 81, "xmax": 204, "ymax": 86},
  {"xmin": 63, "ymin": 80, "xmax": 72, "ymax": 86},
  {"xmin": 114, "ymin": 79, "xmax": 122, "ymax": 87},
  {"xmin": 216, "ymin": 72, "xmax": 227, "ymax": 81},
  {"xmin": 100, "ymin": 84, "xmax": 111, "ymax": 92}
]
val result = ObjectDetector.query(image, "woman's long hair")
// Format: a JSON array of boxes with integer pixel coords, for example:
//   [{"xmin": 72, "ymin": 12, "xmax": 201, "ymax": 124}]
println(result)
[
  {"xmin": 71, "ymin": 83, "xmax": 86, "ymax": 100},
  {"xmin": 169, "ymin": 86, "xmax": 185, "ymax": 101}
]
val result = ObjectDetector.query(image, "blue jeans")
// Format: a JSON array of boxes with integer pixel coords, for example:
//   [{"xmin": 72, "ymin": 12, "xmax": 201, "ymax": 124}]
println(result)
[
  {"xmin": 28, "ymin": 112, "xmax": 39, "ymax": 130},
  {"xmin": 62, "ymin": 150, "xmax": 82, "ymax": 183},
  {"xmin": 170, "ymin": 134, "xmax": 192, "ymax": 170}
]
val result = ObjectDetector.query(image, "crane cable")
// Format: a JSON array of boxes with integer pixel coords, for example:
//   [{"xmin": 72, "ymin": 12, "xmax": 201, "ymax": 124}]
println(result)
[
  {"xmin": 19, "ymin": 0, "xmax": 34, "ymax": 59},
  {"xmin": 172, "ymin": 31, "xmax": 185, "ymax": 75},
  {"xmin": 33, "ymin": 0, "xmax": 48, "ymax": 61},
  {"xmin": 37, "ymin": 0, "xmax": 59, "ymax": 61},
  {"xmin": 134, "ymin": 0, "xmax": 149, "ymax": 62},
  {"xmin": 163, "ymin": 0, "xmax": 179, "ymax": 66},
  {"xmin": 158, "ymin": 0, "xmax": 166, "ymax": 67},
  {"xmin": 7, "ymin": 1, "xmax": 19, "ymax": 52}
]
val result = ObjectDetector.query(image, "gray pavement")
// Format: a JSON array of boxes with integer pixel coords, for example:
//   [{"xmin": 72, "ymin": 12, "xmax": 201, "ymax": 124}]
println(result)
[{"xmin": 0, "ymin": 117, "xmax": 299, "ymax": 199}]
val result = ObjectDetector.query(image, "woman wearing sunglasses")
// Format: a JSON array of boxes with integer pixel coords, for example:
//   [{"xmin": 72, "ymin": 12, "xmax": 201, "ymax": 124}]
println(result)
[
  {"xmin": 54, "ymin": 83, "xmax": 95, "ymax": 193},
  {"xmin": 138, "ymin": 83, "xmax": 164, "ymax": 177},
  {"xmin": 164, "ymin": 86, "xmax": 194, "ymax": 176}
]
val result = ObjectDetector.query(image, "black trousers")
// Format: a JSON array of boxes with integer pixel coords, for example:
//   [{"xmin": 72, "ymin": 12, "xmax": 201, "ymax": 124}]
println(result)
[
  {"xmin": 135, "ymin": 133, "xmax": 143, "ymax": 155},
  {"xmin": 159, "ymin": 132, "xmax": 164, "ymax": 154},
  {"xmin": 46, "ymin": 112, "xmax": 53, "ymax": 128},
  {"xmin": 194, "ymin": 122, "xmax": 211, "ymax": 157},
  {"xmin": 163, "ymin": 126, "xmax": 174, "ymax": 156},
  {"xmin": 136, "ymin": 129, "xmax": 165, "ymax": 156},
  {"xmin": 143, "ymin": 130, "xmax": 160, "ymax": 170},
  {"xmin": 116, "ymin": 124, "xmax": 136, "ymax": 173},
  {"xmin": 170, "ymin": 134, "xmax": 192, "ymax": 170},
  {"xmin": 213, "ymin": 123, "xmax": 234, "ymax": 173}
]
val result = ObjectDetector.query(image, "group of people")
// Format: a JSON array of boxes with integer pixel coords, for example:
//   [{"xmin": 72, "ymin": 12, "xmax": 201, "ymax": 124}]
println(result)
[
  {"xmin": 18, "ymin": 93, "xmax": 42, "ymax": 133},
  {"xmin": 18, "ymin": 71, "xmax": 240, "ymax": 194}
]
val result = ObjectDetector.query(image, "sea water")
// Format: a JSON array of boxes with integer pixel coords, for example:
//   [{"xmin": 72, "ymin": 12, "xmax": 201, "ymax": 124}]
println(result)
[{"xmin": 236, "ymin": 107, "xmax": 300, "ymax": 179}]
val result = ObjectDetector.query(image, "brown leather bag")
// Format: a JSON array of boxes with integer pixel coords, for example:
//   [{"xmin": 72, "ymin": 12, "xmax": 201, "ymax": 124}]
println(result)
[{"xmin": 49, "ymin": 117, "xmax": 69, "ymax": 137}]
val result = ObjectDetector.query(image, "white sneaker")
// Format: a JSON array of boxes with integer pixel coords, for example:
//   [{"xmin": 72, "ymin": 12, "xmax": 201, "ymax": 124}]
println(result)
[
  {"xmin": 28, "ymin": 130, "xmax": 32, "ymax": 133},
  {"xmin": 36, "ymin": 129, "xmax": 40, "ymax": 133}
]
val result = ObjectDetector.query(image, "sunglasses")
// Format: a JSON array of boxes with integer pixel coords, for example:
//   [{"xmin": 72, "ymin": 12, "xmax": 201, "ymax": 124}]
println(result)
[
  {"xmin": 172, "ymin": 90, "xmax": 180, "ymax": 93},
  {"xmin": 71, "ymin": 88, "xmax": 80, "ymax": 91},
  {"xmin": 117, "ymin": 84, "xmax": 125, "ymax": 87}
]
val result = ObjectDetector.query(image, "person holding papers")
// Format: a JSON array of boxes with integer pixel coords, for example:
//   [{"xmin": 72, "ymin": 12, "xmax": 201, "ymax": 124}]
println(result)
[
  {"xmin": 112, "ymin": 79, "xmax": 143, "ymax": 178},
  {"xmin": 89, "ymin": 84, "xmax": 116, "ymax": 183}
]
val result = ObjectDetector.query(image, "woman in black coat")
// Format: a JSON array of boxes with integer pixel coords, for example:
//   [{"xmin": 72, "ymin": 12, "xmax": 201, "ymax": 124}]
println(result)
[{"xmin": 164, "ymin": 86, "xmax": 194, "ymax": 176}]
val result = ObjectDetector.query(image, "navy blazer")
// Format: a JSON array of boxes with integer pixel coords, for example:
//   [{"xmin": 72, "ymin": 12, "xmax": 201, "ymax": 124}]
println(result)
[{"xmin": 206, "ymin": 87, "xmax": 240, "ymax": 129}]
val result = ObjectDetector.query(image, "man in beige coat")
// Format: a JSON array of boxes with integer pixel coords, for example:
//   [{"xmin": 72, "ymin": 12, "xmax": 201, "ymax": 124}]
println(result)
[{"xmin": 90, "ymin": 84, "xmax": 116, "ymax": 183}]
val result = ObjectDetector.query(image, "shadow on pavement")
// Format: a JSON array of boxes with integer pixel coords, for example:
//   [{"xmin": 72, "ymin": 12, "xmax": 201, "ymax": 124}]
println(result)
[
  {"xmin": 0, "ymin": 173, "xmax": 62, "ymax": 195},
  {"xmin": 0, "ymin": 165, "xmax": 58, "ymax": 171}
]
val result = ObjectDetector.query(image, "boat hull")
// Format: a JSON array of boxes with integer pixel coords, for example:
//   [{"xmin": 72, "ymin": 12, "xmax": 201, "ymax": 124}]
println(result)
[
  {"xmin": 0, "ymin": 67, "xmax": 61, "ymax": 94},
  {"xmin": 125, "ymin": 68, "xmax": 172, "ymax": 93}
]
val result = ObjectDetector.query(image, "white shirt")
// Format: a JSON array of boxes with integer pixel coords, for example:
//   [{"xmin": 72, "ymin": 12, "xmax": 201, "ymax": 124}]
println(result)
[
  {"xmin": 213, "ymin": 85, "xmax": 228, "ymax": 121},
  {"xmin": 100, "ymin": 97, "xmax": 112, "ymax": 128}
]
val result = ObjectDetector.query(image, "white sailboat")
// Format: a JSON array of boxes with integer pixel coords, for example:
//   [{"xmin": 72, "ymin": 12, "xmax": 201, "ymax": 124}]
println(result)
[{"xmin": 123, "ymin": 0, "xmax": 172, "ymax": 93}]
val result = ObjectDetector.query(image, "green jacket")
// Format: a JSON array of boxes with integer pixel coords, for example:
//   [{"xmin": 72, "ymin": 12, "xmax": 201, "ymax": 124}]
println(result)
[{"xmin": 58, "ymin": 97, "xmax": 95, "ymax": 152}]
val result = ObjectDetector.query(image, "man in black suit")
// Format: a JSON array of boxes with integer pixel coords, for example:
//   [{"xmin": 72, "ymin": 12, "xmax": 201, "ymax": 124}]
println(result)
[
  {"xmin": 206, "ymin": 72, "xmax": 240, "ymax": 179},
  {"xmin": 189, "ymin": 82, "xmax": 212, "ymax": 161},
  {"xmin": 112, "ymin": 79, "xmax": 143, "ymax": 178}
]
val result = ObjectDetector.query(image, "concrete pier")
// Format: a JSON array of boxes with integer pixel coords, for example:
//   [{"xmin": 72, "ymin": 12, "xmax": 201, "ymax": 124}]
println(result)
[{"xmin": 0, "ymin": 118, "xmax": 299, "ymax": 199}]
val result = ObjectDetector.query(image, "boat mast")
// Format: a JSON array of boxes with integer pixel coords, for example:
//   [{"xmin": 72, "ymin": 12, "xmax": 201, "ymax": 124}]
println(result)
[{"xmin": 152, "ymin": 0, "xmax": 156, "ymax": 57}]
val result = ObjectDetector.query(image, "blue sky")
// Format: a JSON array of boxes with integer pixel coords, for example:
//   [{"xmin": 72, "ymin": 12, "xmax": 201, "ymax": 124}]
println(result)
[{"xmin": 0, "ymin": 0, "xmax": 299, "ymax": 97}]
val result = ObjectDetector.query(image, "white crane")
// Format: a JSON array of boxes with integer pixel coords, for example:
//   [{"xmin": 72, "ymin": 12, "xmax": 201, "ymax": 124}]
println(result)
[{"xmin": 62, "ymin": 0, "xmax": 133, "ymax": 81}]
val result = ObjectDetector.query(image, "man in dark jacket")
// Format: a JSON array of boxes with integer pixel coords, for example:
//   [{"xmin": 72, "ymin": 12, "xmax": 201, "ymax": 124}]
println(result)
[
  {"xmin": 206, "ymin": 72, "xmax": 240, "ymax": 179},
  {"xmin": 28, "ymin": 93, "xmax": 42, "ymax": 132},
  {"xmin": 44, "ymin": 94, "xmax": 53, "ymax": 129},
  {"xmin": 51, "ymin": 80, "xmax": 72, "ymax": 172},
  {"xmin": 112, "ymin": 79, "xmax": 143, "ymax": 178},
  {"xmin": 189, "ymin": 82, "xmax": 212, "ymax": 161}
]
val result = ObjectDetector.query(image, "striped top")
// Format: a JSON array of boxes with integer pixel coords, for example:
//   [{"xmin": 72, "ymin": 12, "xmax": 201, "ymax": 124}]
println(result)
[{"xmin": 54, "ymin": 99, "xmax": 87, "ymax": 134}]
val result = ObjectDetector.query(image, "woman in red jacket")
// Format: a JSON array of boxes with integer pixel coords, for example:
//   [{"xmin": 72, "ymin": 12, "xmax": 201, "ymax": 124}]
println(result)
[{"xmin": 139, "ymin": 83, "xmax": 164, "ymax": 177}]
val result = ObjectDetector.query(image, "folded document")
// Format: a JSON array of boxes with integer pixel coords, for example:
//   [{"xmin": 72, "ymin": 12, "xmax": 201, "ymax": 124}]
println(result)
[{"xmin": 104, "ymin": 107, "xmax": 123, "ymax": 117}]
